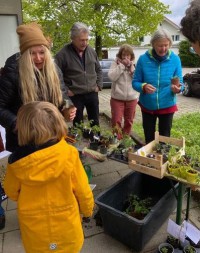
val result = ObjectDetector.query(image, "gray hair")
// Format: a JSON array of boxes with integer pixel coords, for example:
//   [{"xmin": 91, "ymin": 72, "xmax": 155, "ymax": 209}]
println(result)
[
  {"xmin": 150, "ymin": 28, "xmax": 173, "ymax": 47},
  {"xmin": 70, "ymin": 22, "xmax": 89, "ymax": 40}
]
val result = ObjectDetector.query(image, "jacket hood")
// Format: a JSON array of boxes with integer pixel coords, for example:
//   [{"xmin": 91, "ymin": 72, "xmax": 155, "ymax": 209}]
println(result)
[{"xmin": 8, "ymin": 139, "xmax": 69, "ymax": 186}]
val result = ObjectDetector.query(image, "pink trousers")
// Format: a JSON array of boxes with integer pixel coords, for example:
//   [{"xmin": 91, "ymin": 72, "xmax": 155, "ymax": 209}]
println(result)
[{"xmin": 110, "ymin": 98, "xmax": 138, "ymax": 136}]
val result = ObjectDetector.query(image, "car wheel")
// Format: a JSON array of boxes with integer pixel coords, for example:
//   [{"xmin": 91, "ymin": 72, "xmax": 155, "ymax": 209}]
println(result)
[{"xmin": 182, "ymin": 80, "xmax": 192, "ymax": 97}]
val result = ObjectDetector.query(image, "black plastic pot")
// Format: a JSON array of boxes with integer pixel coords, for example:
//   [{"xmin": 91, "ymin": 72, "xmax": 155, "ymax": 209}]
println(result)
[
  {"xmin": 95, "ymin": 172, "xmax": 178, "ymax": 251},
  {"xmin": 99, "ymin": 145, "xmax": 107, "ymax": 154},
  {"xmin": 89, "ymin": 142, "xmax": 98, "ymax": 151}
]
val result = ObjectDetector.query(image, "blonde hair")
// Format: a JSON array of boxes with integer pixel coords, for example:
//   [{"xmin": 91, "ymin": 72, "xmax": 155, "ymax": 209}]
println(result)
[
  {"xmin": 17, "ymin": 101, "xmax": 67, "ymax": 146},
  {"xmin": 19, "ymin": 46, "xmax": 63, "ymax": 108},
  {"xmin": 116, "ymin": 44, "xmax": 135, "ymax": 61}
]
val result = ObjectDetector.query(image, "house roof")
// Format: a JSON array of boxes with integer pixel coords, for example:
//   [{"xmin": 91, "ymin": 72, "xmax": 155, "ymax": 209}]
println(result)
[{"xmin": 163, "ymin": 16, "xmax": 180, "ymax": 30}]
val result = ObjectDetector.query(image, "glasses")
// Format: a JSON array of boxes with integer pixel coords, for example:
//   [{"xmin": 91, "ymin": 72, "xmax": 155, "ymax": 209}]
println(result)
[{"xmin": 189, "ymin": 47, "xmax": 196, "ymax": 54}]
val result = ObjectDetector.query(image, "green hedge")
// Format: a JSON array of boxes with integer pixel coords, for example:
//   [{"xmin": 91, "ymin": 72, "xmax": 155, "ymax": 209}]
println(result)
[{"xmin": 179, "ymin": 40, "xmax": 200, "ymax": 67}]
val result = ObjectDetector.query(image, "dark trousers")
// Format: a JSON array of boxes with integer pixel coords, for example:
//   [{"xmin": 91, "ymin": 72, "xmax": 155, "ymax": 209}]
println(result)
[
  {"xmin": 71, "ymin": 92, "xmax": 99, "ymax": 126},
  {"xmin": 142, "ymin": 111, "xmax": 174, "ymax": 144}
]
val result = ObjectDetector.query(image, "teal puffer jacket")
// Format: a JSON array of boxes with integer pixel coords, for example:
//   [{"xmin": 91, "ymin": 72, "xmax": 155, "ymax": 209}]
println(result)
[{"xmin": 132, "ymin": 49, "xmax": 183, "ymax": 111}]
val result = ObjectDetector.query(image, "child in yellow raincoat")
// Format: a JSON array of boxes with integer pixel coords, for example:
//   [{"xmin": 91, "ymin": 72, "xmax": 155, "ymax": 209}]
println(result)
[{"xmin": 4, "ymin": 101, "xmax": 94, "ymax": 253}]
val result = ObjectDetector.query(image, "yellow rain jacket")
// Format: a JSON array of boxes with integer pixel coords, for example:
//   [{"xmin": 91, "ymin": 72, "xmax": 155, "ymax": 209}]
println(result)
[{"xmin": 4, "ymin": 139, "xmax": 94, "ymax": 253}]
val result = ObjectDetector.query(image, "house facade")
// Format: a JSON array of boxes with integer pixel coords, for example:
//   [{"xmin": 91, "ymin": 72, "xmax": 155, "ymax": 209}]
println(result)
[
  {"xmin": 140, "ymin": 16, "xmax": 185, "ymax": 46},
  {"xmin": 0, "ymin": 0, "xmax": 22, "ymax": 68},
  {"xmin": 106, "ymin": 16, "xmax": 186, "ymax": 63}
]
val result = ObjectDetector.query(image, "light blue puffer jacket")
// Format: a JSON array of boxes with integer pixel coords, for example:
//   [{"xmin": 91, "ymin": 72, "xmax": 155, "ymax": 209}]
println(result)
[{"xmin": 132, "ymin": 49, "xmax": 183, "ymax": 110}]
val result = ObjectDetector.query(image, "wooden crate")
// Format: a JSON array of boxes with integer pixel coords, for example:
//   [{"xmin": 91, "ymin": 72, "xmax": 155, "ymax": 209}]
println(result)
[{"xmin": 128, "ymin": 132, "xmax": 185, "ymax": 179}]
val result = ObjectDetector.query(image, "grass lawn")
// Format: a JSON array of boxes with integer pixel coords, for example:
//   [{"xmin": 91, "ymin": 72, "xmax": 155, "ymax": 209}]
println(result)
[{"xmin": 133, "ymin": 112, "xmax": 200, "ymax": 154}]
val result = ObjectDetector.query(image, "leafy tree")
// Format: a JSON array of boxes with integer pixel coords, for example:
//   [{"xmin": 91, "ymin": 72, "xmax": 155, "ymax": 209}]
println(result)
[
  {"xmin": 179, "ymin": 40, "xmax": 200, "ymax": 67},
  {"xmin": 22, "ymin": 0, "xmax": 170, "ymax": 58}
]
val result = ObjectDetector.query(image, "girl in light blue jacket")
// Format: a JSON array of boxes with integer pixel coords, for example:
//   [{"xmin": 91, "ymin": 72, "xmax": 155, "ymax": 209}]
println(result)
[{"xmin": 133, "ymin": 28, "xmax": 183, "ymax": 143}]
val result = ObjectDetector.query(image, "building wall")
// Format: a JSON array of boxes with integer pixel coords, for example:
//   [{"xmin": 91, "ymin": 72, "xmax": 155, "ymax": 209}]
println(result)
[
  {"xmin": 141, "ymin": 17, "xmax": 185, "ymax": 46},
  {"xmin": 105, "ymin": 17, "xmax": 184, "ymax": 63},
  {"xmin": 0, "ymin": 0, "xmax": 22, "ymax": 24},
  {"xmin": 0, "ymin": 0, "xmax": 22, "ymax": 67}
]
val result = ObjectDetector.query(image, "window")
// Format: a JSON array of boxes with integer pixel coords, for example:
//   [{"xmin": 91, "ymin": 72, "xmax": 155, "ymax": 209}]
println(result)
[
  {"xmin": 175, "ymin": 35, "xmax": 180, "ymax": 41},
  {"xmin": 171, "ymin": 35, "xmax": 180, "ymax": 42}
]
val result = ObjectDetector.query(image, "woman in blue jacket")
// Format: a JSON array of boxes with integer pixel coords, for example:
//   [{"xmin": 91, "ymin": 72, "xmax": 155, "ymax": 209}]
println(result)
[{"xmin": 133, "ymin": 28, "xmax": 183, "ymax": 143}]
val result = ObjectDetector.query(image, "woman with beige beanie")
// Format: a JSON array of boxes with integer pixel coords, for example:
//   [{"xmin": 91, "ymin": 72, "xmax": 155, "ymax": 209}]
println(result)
[{"xmin": 0, "ymin": 22, "xmax": 76, "ymax": 152}]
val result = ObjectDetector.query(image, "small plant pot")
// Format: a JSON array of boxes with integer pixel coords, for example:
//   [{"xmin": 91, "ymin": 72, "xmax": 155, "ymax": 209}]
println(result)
[
  {"xmin": 183, "ymin": 245, "xmax": 197, "ymax": 253},
  {"xmin": 83, "ymin": 164, "xmax": 92, "ymax": 183},
  {"xmin": 158, "ymin": 242, "xmax": 174, "ymax": 253},
  {"xmin": 83, "ymin": 129, "xmax": 90, "ymax": 139},
  {"xmin": 186, "ymin": 169, "xmax": 199, "ymax": 184},
  {"xmin": 99, "ymin": 145, "xmax": 107, "ymax": 154},
  {"xmin": 89, "ymin": 142, "xmax": 98, "ymax": 151},
  {"xmin": 166, "ymin": 235, "xmax": 180, "ymax": 249},
  {"xmin": 171, "ymin": 76, "xmax": 180, "ymax": 87},
  {"xmin": 179, "ymin": 166, "xmax": 189, "ymax": 179},
  {"xmin": 168, "ymin": 165, "xmax": 180, "ymax": 177}
]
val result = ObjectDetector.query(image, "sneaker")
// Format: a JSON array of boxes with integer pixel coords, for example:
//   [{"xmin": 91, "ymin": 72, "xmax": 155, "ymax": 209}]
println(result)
[{"xmin": 0, "ymin": 215, "xmax": 5, "ymax": 230}]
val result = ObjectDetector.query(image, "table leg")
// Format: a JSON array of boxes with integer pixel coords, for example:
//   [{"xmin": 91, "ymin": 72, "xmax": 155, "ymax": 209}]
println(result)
[
  {"xmin": 185, "ymin": 187, "xmax": 191, "ymax": 221},
  {"xmin": 176, "ymin": 182, "xmax": 184, "ymax": 225}
]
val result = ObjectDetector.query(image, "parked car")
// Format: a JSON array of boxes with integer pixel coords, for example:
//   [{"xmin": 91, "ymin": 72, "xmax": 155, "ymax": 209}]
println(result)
[
  {"xmin": 183, "ymin": 69, "xmax": 200, "ymax": 97},
  {"xmin": 99, "ymin": 59, "xmax": 113, "ymax": 88}
]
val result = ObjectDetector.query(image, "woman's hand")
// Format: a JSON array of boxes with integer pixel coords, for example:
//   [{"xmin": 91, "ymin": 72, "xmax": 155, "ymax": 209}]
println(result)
[
  {"xmin": 143, "ymin": 84, "xmax": 156, "ymax": 94},
  {"xmin": 62, "ymin": 106, "xmax": 77, "ymax": 121},
  {"xmin": 171, "ymin": 84, "xmax": 181, "ymax": 93},
  {"xmin": 67, "ymin": 90, "xmax": 74, "ymax": 97},
  {"xmin": 121, "ymin": 58, "xmax": 131, "ymax": 67}
]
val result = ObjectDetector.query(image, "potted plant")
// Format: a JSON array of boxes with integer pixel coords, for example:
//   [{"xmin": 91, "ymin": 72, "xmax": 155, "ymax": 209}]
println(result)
[
  {"xmin": 158, "ymin": 242, "xmax": 174, "ymax": 253},
  {"xmin": 171, "ymin": 76, "xmax": 180, "ymax": 87},
  {"xmin": 124, "ymin": 194, "xmax": 153, "ymax": 220},
  {"xmin": 183, "ymin": 245, "xmax": 197, "ymax": 253},
  {"xmin": 91, "ymin": 124, "xmax": 101, "ymax": 137},
  {"xmin": 185, "ymin": 168, "xmax": 199, "ymax": 184},
  {"xmin": 100, "ymin": 129, "xmax": 113, "ymax": 147},
  {"xmin": 166, "ymin": 235, "xmax": 180, "ymax": 249},
  {"xmin": 120, "ymin": 135, "xmax": 134, "ymax": 149},
  {"xmin": 99, "ymin": 145, "xmax": 108, "ymax": 154}
]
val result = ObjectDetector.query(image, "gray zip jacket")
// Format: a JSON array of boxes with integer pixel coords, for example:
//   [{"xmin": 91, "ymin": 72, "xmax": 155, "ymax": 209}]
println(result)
[{"xmin": 55, "ymin": 43, "xmax": 103, "ymax": 95}]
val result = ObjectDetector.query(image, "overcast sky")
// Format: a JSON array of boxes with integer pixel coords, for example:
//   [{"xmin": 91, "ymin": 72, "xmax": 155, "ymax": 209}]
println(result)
[{"xmin": 160, "ymin": 0, "xmax": 190, "ymax": 26}]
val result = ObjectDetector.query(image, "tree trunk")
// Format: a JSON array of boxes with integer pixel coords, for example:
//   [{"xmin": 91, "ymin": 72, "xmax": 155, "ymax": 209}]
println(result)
[{"xmin": 95, "ymin": 33, "xmax": 102, "ymax": 59}]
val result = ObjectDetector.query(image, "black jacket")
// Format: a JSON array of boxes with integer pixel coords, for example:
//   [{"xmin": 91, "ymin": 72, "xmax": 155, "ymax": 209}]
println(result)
[{"xmin": 0, "ymin": 53, "xmax": 68, "ymax": 152}]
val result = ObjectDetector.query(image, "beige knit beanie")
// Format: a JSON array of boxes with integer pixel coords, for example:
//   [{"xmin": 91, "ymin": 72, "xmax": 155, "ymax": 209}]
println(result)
[{"xmin": 16, "ymin": 22, "xmax": 49, "ymax": 54}]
